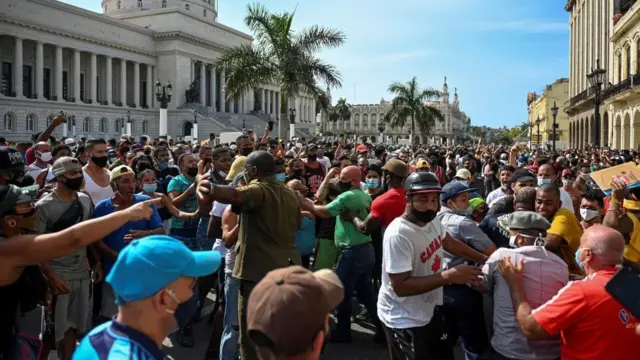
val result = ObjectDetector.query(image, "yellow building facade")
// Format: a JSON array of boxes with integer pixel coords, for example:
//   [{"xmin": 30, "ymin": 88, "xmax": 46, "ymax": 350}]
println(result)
[{"xmin": 527, "ymin": 79, "xmax": 570, "ymax": 148}]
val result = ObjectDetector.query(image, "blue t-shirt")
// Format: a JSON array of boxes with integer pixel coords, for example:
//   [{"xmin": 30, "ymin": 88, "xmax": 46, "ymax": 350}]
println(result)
[
  {"xmin": 73, "ymin": 320, "xmax": 164, "ymax": 360},
  {"xmin": 295, "ymin": 216, "xmax": 316, "ymax": 256},
  {"xmin": 92, "ymin": 194, "xmax": 163, "ymax": 274},
  {"xmin": 167, "ymin": 174, "xmax": 199, "ymax": 229}
]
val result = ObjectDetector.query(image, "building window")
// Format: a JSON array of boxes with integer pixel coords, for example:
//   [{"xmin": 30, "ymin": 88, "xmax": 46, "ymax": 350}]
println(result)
[
  {"xmin": 363, "ymin": 114, "xmax": 369, "ymax": 128},
  {"xmin": 100, "ymin": 117, "xmax": 108, "ymax": 133},
  {"xmin": 117, "ymin": 1, "xmax": 121, "ymax": 9},
  {"xmin": 83, "ymin": 117, "xmax": 92, "ymax": 132},
  {"xmin": 23, "ymin": 65, "xmax": 32, "ymax": 98},
  {"xmin": 137, "ymin": 0, "xmax": 142, "ymax": 8},
  {"xmin": 627, "ymin": 46, "xmax": 632, "ymax": 79},
  {"xmin": 3, "ymin": 112, "xmax": 16, "ymax": 131},
  {"xmin": 115, "ymin": 118, "xmax": 121, "ymax": 133},
  {"xmin": 2, "ymin": 62, "xmax": 12, "ymax": 96},
  {"xmin": 142, "ymin": 120, "xmax": 148, "ymax": 134},
  {"xmin": 162, "ymin": 0, "xmax": 166, "ymax": 8},
  {"xmin": 185, "ymin": 4, "xmax": 190, "ymax": 10},
  {"xmin": 26, "ymin": 113, "xmax": 36, "ymax": 131},
  {"xmin": 618, "ymin": 53, "xmax": 623, "ymax": 83},
  {"xmin": 80, "ymin": 73, "xmax": 85, "ymax": 102},
  {"xmin": 43, "ymin": 68, "xmax": 51, "ymax": 100},
  {"xmin": 203, "ymin": 9, "xmax": 207, "ymax": 16}
]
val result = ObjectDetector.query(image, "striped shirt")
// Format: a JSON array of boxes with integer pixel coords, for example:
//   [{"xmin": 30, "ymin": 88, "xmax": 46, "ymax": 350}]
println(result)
[{"xmin": 73, "ymin": 320, "xmax": 165, "ymax": 360}]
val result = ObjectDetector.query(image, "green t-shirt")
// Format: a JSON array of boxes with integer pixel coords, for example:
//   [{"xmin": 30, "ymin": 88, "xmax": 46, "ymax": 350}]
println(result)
[{"xmin": 326, "ymin": 188, "xmax": 372, "ymax": 248}]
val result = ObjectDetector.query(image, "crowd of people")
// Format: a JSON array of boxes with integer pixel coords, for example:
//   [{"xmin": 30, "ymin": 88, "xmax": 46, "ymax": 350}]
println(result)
[{"xmin": 0, "ymin": 114, "xmax": 639, "ymax": 360}]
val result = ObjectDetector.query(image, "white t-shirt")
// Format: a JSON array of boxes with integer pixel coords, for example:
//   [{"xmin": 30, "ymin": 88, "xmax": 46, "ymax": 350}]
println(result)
[
  {"xmin": 486, "ymin": 187, "xmax": 507, "ymax": 207},
  {"xmin": 211, "ymin": 201, "xmax": 236, "ymax": 274},
  {"xmin": 559, "ymin": 188, "xmax": 575, "ymax": 213},
  {"xmin": 317, "ymin": 156, "xmax": 331, "ymax": 171},
  {"xmin": 377, "ymin": 217, "xmax": 446, "ymax": 329}
]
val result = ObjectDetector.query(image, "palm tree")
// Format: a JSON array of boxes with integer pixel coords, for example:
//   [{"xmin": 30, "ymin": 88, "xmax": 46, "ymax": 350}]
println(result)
[
  {"xmin": 383, "ymin": 77, "xmax": 444, "ymax": 142},
  {"xmin": 216, "ymin": 2, "xmax": 346, "ymax": 137},
  {"xmin": 333, "ymin": 98, "xmax": 351, "ymax": 130},
  {"xmin": 315, "ymin": 87, "xmax": 331, "ymax": 133}
]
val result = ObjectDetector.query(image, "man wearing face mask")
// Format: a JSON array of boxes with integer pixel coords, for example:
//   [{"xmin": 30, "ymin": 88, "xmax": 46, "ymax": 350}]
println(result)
[
  {"xmin": 536, "ymin": 164, "xmax": 574, "ymax": 212},
  {"xmin": 378, "ymin": 172, "xmax": 489, "ymax": 359},
  {"xmin": 579, "ymin": 190, "xmax": 604, "ymax": 230},
  {"xmin": 236, "ymin": 135, "xmax": 254, "ymax": 157},
  {"xmin": 499, "ymin": 225, "xmax": 640, "ymax": 360},
  {"xmin": 82, "ymin": 139, "xmax": 114, "ymax": 206},
  {"xmin": 92, "ymin": 165, "xmax": 165, "ymax": 321},
  {"xmin": 73, "ymin": 235, "xmax": 222, "ymax": 360},
  {"xmin": 478, "ymin": 211, "xmax": 568, "ymax": 360},
  {"xmin": 437, "ymin": 181, "xmax": 497, "ymax": 359},
  {"xmin": 34, "ymin": 157, "xmax": 99, "ymax": 360},
  {"xmin": 25, "ymin": 142, "xmax": 52, "ymax": 180}
]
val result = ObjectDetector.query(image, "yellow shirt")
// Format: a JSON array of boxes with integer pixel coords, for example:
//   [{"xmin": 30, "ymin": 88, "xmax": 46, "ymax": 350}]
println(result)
[
  {"xmin": 624, "ymin": 213, "xmax": 640, "ymax": 263},
  {"xmin": 548, "ymin": 208, "xmax": 583, "ymax": 251}
]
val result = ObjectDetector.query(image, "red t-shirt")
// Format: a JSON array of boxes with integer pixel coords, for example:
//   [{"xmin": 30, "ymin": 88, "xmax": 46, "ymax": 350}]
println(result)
[
  {"xmin": 370, "ymin": 187, "xmax": 405, "ymax": 229},
  {"xmin": 532, "ymin": 268, "xmax": 640, "ymax": 360},
  {"xmin": 25, "ymin": 147, "xmax": 35, "ymax": 166}
]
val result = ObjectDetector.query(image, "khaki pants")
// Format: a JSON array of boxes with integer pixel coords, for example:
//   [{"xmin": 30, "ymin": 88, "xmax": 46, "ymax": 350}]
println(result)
[{"xmin": 238, "ymin": 280, "xmax": 258, "ymax": 360}]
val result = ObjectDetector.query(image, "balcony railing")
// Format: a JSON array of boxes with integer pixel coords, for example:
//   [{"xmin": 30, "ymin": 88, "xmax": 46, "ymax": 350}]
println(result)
[
  {"xmin": 569, "ymin": 89, "xmax": 589, "ymax": 107},
  {"xmin": 602, "ymin": 78, "xmax": 631, "ymax": 100}
]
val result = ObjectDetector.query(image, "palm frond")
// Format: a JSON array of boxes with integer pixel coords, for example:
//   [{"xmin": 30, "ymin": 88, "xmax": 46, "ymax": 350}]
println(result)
[
  {"xmin": 294, "ymin": 25, "xmax": 346, "ymax": 54},
  {"xmin": 216, "ymin": 44, "xmax": 276, "ymax": 99}
]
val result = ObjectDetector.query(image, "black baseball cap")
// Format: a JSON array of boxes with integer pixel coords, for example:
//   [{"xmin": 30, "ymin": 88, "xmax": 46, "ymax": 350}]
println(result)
[
  {"xmin": 0, "ymin": 147, "xmax": 25, "ymax": 174},
  {"xmin": 512, "ymin": 168, "xmax": 535, "ymax": 183}
]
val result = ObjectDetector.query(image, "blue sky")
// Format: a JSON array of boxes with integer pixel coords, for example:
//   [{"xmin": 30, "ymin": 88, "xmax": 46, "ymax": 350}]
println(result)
[{"xmin": 62, "ymin": 0, "xmax": 569, "ymax": 127}]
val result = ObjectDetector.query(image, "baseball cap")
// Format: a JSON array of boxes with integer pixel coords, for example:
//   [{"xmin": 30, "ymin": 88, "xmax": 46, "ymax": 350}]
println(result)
[
  {"xmin": 0, "ymin": 184, "xmax": 39, "ymax": 217},
  {"xmin": 106, "ymin": 235, "xmax": 222, "ymax": 302},
  {"xmin": 110, "ymin": 165, "xmax": 134, "ymax": 182},
  {"xmin": 440, "ymin": 180, "xmax": 477, "ymax": 201},
  {"xmin": 416, "ymin": 159, "xmax": 429, "ymax": 169},
  {"xmin": 382, "ymin": 159, "xmax": 410, "ymax": 178},
  {"xmin": 64, "ymin": 138, "xmax": 77, "ymax": 149},
  {"xmin": 247, "ymin": 266, "xmax": 343, "ymax": 356},
  {"xmin": 227, "ymin": 156, "xmax": 246, "ymax": 180},
  {"xmin": 561, "ymin": 168, "xmax": 574, "ymax": 178},
  {"xmin": 51, "ymin": 157, "xmax": 82, "ymax": 177},
  {"xmin": 0, "ymin": 147, "xmax": 25, "ymax": 173},
  {"xmin": 508, "ymin": 211, "xmax": 550, "ymax": 232},
  {"xmin": 469, "ymin": 197, "xmax": 486, "ymax": 211},
  {"xmin": 454, "ymin": 168, "xmax": 471, "ymax": 180},
  {"xmin": 512, "ymin": 168, "xmax": 536, "ymax": 183},
  {"xmin": 356, "ymin": 144, "xmax": 368, "ymax": 153}
]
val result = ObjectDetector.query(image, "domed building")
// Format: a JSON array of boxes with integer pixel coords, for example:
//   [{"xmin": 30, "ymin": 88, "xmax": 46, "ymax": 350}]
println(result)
[{"xmin": 0, "ymin": 0, "xmax": 317, "ymax": 141}]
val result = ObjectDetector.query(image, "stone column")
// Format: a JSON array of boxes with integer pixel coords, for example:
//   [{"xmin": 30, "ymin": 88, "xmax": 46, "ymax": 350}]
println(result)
[
  {"xmin": 267, "ymin": 90, "xmax": 272, "ymax": 115},
  {"xmin": 73, "ymin": 49, "xmax": 81, "ymax": 102},
  {"xmin": 199, "ymin": 62, "xmax": 206, "ymax": 105},
  {"xmin": 55, "ymin": 46, "xmax": 63, "ymax": 101},
  {"xmin": 311, "ymin": 98, "xmax": 315, "ymax": 123},
  {"xmin": 632, "ymin": 40, "xmax": 639, "ymax": 77},
  {"xmin": 230, "ymin": 97, "xmax": 235, "ymax": 114},
  {"xmin": 106, "ymin": 56, "xmax": 113, "ymax": 104},
  {"xmin": 275, "ymin": 91, "xmax": 280, "ymax": 120},
  {"xmin": 146, "ymin": 65, "xmax": 153, "ymax": 108},
  {"xmin": 90, "ymin": 53, "xmax": 97, "ymax": 103},
  {"xmin": 209, "ymin": 66, "xmax": 216, "ymax": 109},
  {"xmin": 35, "ymin": 41, "xmax": 43, "ymax": 99},
  {"xmin": 133, "ymin": 62, "xmax": 140, "ymax": 107},
  {"xmin": 190, "ymin": 60, "xmax": 195, "ymax": 82},
  {"xmin": 120, "ymin": 58, "xmax": 127, "ymax": 105},
  {"xmin": 14, "ymin": 37, "xmax": 23, "ymax": 97},
  {"xmin": 261, "ymin": 88, "xmax": 266, "ymax": 112},
  {"xmin": 152, "ymin": 66, "xmax": 156, "ymax": 108},
  {"xmin": 220, "ymin": 66, "xmax": 226, "ymax": 112},
  {"xmin": 248, "ymin": 88, "xmax": 254, "ymax": 112}
]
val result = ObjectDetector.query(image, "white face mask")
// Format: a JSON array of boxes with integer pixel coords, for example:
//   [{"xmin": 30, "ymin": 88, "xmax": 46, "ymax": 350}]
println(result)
[
  {"xmin": 509, "ymin": 235, "xmax": 518, "ymax": 248},
  {"xmin": 38, "ymin": 151, "xmax": 53, "ymax": 162},
  {"xmin": 580, "ymin": 208, "xmax": 600, "ymax": 222},
  {"xmin": 562, "ymin": 179, "xmax": 572, "ymax": 187},
  {"xmin": 193, "ymin": 153, "xmax": 199, "ymax": 161},
  {"xmin": 295, "ymin": 142, "xmax": 303, "ymax": 149}
]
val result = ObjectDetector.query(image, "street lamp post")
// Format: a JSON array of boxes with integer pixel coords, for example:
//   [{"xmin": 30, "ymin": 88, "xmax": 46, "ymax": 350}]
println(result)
[
  {"xmin": 378, "ymin": 123, "xmax": 386, "ymax": 144},
  {"xmin": 587, "ymin": 59, "xmax": 607, "ymax": 147},
  {"xmin": 126, "ymin": 110, "xmax": 132, "ymax": 137},
  {"xmin": 288, "ymin": 107, "xmax": 296, "ymax": 140},
  {"xmin": 536, "ymin": 116, "xmax": 541, "ymax": 147},
  {"xmin": 192, "ymin": 110, "xmax": 199, "ymax": 142},
  {"xmin": 527, "ymin": 107, "xmax": 532, "ymax": 149},
  {"xmin": 120, "ymin": 116, "xmax": 126, "ymax": 136},
  {"xmin": 551, "ymin": 101, "xmax": 559, "ymax": 152},
  {"xmin": 155, "ymin": 80, "xmax": 173, "ymax": 140}
]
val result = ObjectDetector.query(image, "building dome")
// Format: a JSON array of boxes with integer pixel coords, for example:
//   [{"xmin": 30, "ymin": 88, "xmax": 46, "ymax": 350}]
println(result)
[{"xmin": 102, "ymin": 0, "xmax": 217, "ymax": 21}]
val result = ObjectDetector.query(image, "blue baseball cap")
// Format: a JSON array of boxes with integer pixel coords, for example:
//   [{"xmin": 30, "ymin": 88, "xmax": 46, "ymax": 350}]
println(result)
[
  {"xmin": 106, "ymin": 235, "xmax": 222, "ymax": 302},
  {"xmin": 440, "ymin": 180, "xmax": 477, "ymax": 202}
]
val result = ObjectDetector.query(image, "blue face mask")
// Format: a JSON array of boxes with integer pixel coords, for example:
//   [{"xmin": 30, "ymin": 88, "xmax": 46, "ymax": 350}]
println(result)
[
  {"xmin": 159, "ymin": 161, "xmax": 169, "ymax": 170},
  {"xmin": 143, "ymin": 183, "xmax": 157, "ymax": 193},
  {"xmin": 537, "ymin": 178, "xmax": 552, "ymax": 186},
  {"xmin": 275, "ymin": 173, "xmax": 286, "ymax": 182},
  {"xmin": 575, "ymin": 247, "xmax": 587, "ymax": 269},
  {"xmin": 365, "ymin": 178, "xmax": 380, "ymax": 189}
]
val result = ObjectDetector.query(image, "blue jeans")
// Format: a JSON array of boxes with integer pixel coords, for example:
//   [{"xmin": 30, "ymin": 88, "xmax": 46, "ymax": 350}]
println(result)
[
  {"xmin": 220, "ymin": 274, "xmax": 240, "ymax": 360},
  {"xmin": 334, "ymin": 243, "xmax": 380, "ymax": 336},
  {"xmin": 197, "ymin": 216, "xmax": 215, "ymax": 250}
]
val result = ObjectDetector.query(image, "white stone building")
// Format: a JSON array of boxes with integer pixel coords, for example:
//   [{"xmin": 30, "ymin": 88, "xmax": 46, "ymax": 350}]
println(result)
[
  {"xmin": 325, "ymin": 78, "xmax": 469, "ymax": 144},
  {"xmin": 0, "ymin": 0, "xmax": 318, "ymax": 142}
]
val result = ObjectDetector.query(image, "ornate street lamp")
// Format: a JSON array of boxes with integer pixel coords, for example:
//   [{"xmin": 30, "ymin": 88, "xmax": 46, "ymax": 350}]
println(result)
[
  {"xmin": 126, "ymin": 110, "xmax": 132, "ymax": 137},
  {"xmin": 192, "ymin": 110, "xmax": 199, "ymax": 141},
  {"xmin": 536, "ymin": 116, "xmax": 542, "ymax": 147},
  {"xmin": 288, "ymin": 107, "xmax": 297, "ymax": 140},
  {"xmin": 155, "ymin": 80, "xmax": 173, "ymax": 139},
  {"xmin": 378, "ymin": 123, "xmax": 386, "ymax": 144},
  {"xmin": 551, "ymin": 101, "xmax": 559, "ymax": 152},
  {"xmin": 587, "ymin": 59, "xmax": 606, "ymax": 147}
]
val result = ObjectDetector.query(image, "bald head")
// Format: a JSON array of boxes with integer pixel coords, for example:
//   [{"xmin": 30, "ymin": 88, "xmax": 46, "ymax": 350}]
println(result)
[
  {"xmin": 582, "ymin": 225, "xmax": 625, "ymax": 267},
  {"xmin": 340, "ymin": 165, "xmax": 362, "ymax": 189},
  {"xmin": 245, "ymin": 151, "xmax": 275, "ymax": 176}
]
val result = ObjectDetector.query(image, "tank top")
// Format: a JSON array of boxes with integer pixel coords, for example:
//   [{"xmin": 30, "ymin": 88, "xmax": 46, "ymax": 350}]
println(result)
[
  {"xmin": 82, "ymin": 168, "xmax": 114, "ymax": 206},
  {"xmin": 624, "ymin": 212, "xmax": 640, "ymax": 262},
  {"xmin": 304, "ymin": 163, "xmax": 326, "ymax": 195}
]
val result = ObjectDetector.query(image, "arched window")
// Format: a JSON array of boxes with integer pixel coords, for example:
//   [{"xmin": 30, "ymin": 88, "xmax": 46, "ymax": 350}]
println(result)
[
  {"xmin": 185, "ymin": 4, "xmax": 190, "ymax": 10},
  {"xmin": 26, "ymin": 113, "xmax": 36, "ymax": 131},
  {"xmin": 100, "ymin": 117, "xmax": 108, "ymax": 133},
  {"xmin": 203, "ymin": 9, "xmax": 207, "ymax": 17},
  {"xmin": 3, "ymin": 112, "xmax": 16, "ymax": 131},
  {"xmin": 371, "ymin": 114, "xmax": 377, "ymax": 128},
  {"xmin": 142, "ymin": 120, "xmax": 148, "ymax": 134},
  {"xmin": 115, "ymin": 118, "xmax": 121, "ymax": 133},
  {"xmin": 363, "ymin": 114, "xmax": 369, "ymax": 128},
  {"xmin": 161, "ymin": 0, "xmax": 167, "ymax": 8},
  {"xmin": 117, "ymin": 0, "xmax": 121, "ymax": 9},
  {"xmin": 354, "ymin": 114, "xmax": 360, "ymax": 128},
  {"xmin": 83, "ymin": 117, "xmax": 92, "ymax": 133},
  {"xmin": 137, "ymin": 0, "xmax": 142, "ymax": 8}
]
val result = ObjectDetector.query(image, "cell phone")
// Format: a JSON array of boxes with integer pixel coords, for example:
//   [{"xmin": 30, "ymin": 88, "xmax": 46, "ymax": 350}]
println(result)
[
  {"xmin": 605, "ymin": 266, "xmax": 640, "ymax": 318},
  {"xmin": 268, "ymin": 121, "xmax": 274, "ymax": 132}
]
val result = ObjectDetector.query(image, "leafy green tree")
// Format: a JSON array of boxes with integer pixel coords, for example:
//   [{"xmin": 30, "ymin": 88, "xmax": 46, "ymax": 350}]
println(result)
[{"xmin": 334, "ymin": 97, "xmax": 351, "ymax": 123}]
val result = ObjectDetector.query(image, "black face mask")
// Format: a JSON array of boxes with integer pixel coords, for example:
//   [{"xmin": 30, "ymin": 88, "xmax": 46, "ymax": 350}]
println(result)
[
  {"xmin": 63, "ymin": 176, "xmax": 84, "ymax": 191},
  {"xmin": 230, "ymin": 204, "xmax": 242, "ymax": 214},
  {"xmin": 410, "ymin": 201, "xmax": 438, "ymax": 224},
  {"xmin": 186, "ymin": 167, "xmax": 199, "ymax": 177},
  {"xmin": 338, "ymin": 180, "xmax": 352, "ymax": 192},
  {"xmin": 91, "ymin": 156, "xmax": 109, "ymax": 168},
  {"xmin": 240, "ymin": 148, "xmax": 252, "ymax": 156},
  {"xmin": 293, "ymin": 169, "xmax": 303, "ymax": 177},
  {"xmin": 307, "ymin": 155, "xmax": 317, "ymax": 162}
]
